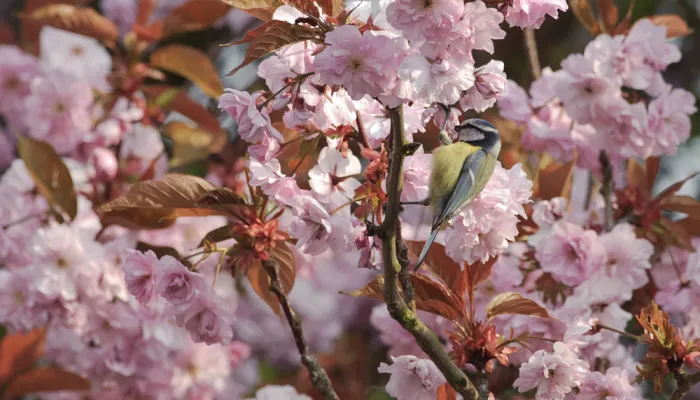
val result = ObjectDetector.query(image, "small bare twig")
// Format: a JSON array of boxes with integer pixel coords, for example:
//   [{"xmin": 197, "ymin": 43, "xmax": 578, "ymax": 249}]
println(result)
[
  {"xmin": 670, "ymin": 370, "xmax": 700, "ymax": 400},
  {"xmin": 379, "ymin": 105, "xmax": 481, "ymax": 400},
  {"xmin": 599, "ymin": 151, "xmax": 614, "ymax": 232},
  {"xmin": 262, "ymin": 260, "xmax": 339, "ymax": 400},
  {"xmin": 523, "ymin": 28, "xmax": 542, "ymax": 80}
]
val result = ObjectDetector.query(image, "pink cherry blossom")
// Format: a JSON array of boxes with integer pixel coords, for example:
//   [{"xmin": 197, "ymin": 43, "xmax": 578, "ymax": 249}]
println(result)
[
  {"xmin": 598, "ymin": 100, "xmax": 650, "ymax": 159},
  {"xmin": 400, "ymin": 146, "xmax": 432, "ymax": 203},
  {"xmin": 579, "ymin": 367, "xmax": 640, "ymax": 400},
  {"xmin": 378, "ymin": 355, "xmax": 447, "ymax": 400},
  {"xmin": 647, "ymin": 88, "xmax": 697, "ymax": 156},
  {"xmin": 354, "ymin": 223, "xmax": 383, "ymax": 270},
  {"xmin": 88, "ymin": 147, "xmax": 118, "ymax": 182},
  {"xmin": 24, "ymin": 71, "xmax": 94, "ymax": 155},
  {"xmin": 624, "ymin": 19, "xmax": 681, "ymax": 74},
  {"xmin": 40, "ymin": 26, "xmax": 112, "ymax": 91},
  {"xmin": 522, "ymin": 103, "xmax": 577, "ymax": 162},
  {"xmin": 312, "ymin": 87, "xmax": 357, "ymax": 130},
  {"xmin": 315, "ymin": 25, "xmax": 408, "ymax": 101},
  {"xmin": 444, "ymin": 163, "xmax": 532, "ymax": 264},
  {"xmin": 532, "ymin": 220, "xmax": 606, "ymax": 287},
  {"xmin": 121, "ymin": 249, "xmax": 159, "ymax": 304},
  {"xmin": 0, "ymin": 45, "xmax": 40, "ymax": 130},
  {"xmin": 504, "ymin": 0, "xmax": 568, "ymax": 29},
  {"xmin": 119, "ymin": 123, "xmax": 168, "ymax": 178},
  {"xmin": 155, "ymin": 256, "xmax": 204, "ymax": 306},
  {"xmin": 598, "ymin": 223, "xmax": 654, "ymax": 290},
  {"xmin": 219, "ymin": 89, "xmax": 284, "ymax": 145},
  {"xmin": 531, "ymin": 197, "xmax": 567, "ymax": 229},
  {"xmin": 0, "ymin": 130, "xmax": 15, "ymax": 170},
  {"xmin": 461, "ymin": 60, "xmax": 506, "ymax": 112},
  {"xmin": 177, "ymin": 291, "xmax": 235, "ymax": 345},
  {"xmin": 458, "ymin": 0, "xmax": 505, "ymax": 54},
  {"xmin": 247, "ymin": 385, "xmax": 312, "ymax": 400},
  {"xmin": 399, "ymin": 55, "xmax": 475, "ymax": 105},
  {"xmin": 386, "ymin": 0, "xmax": 464, "ymax": 42},
  {"xmin": 289, "ymin": 195, "xmax": 353, "ymax": 255},
  {"xmin": 355, "ymin": 98, "xmax": 428, "ymax": 148},
  {"xmin": 513, "ymin": 342, "xmax": 589, "ymax": 400},
  {"xmin": 308, "ymin": 142, "xmax": 362, "ymax": 208},
  {"xmin": 498, "ymin": 80, "xmax": 533, "ymax": 123}
]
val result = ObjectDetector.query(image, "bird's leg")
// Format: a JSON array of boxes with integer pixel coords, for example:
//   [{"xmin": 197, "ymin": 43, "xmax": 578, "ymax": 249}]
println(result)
[
  {"xmin": 403, "ymin": 142, "xmax": 421, "ymax": 156},
  {"xmin": 400, "ymin": 198, "xmax": 430, "ymax": 206}
]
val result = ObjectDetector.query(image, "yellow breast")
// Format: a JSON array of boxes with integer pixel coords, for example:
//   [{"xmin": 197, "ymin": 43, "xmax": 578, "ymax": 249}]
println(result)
[{"xmin": 428, "ymin": 142, "xmax": 478, "ymax": 212}]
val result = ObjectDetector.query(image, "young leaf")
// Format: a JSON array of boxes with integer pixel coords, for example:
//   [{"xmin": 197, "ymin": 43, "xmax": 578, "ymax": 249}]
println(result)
[
  {"xmin": 317, "ymin": 0, "xmax": 344, "ymax": 18},
  {"xmin": 163, "ymin": 121, "xmax": 227, "ymax": 167},
  {"xmin": 3, "ymin": 367, "xmax": 90, "ymax": 398},
  {"xmin": 485, "ymin": 292, "xmax": 551, "ymax": 321},
  {"xmin": 410, "ymin": 273, "xmax": 463, "ymax": 320},
  {"xmin": 98, "ymin": 174, "xmax": 246, "ymax": 228},
  {"xmin": 20, "ymin": 4, "xmax": 119, "ymax": 42},
  {"xmin": 270, "ymin": 241, "xmax": 297, "ymax": 296},
  {"xmin": 677, "ymin": 217, "xmax": 700, "ymax": 237},
  {"xmin": 247, "ymin": 262, "xmax": 281, "ymax": 315},
  {"xmin": 570, "ymin": 0, "xmax": 601, "ymax": 35},
  {"xmin": 596, "ymin": 0, "xmax": 618, "ymax": 33},
  {"xmin": 651, "ymin": 172, "xmax": 699, "ymax": 205},
  {"xmin": 142, "ymin": 85, "xmax": 222, "ymax": 133},
  {"xmin": 404, "ymin": 241, "xmax": 461, "ymax": 290},
  {"xmin": 135, "ymin": 241, "xmax": 191, "ymax": 268},
  {"xmin": 647, "ymin": 14, "xmax": 693, "ymax": 38},
  {"xmin": 660, "ymin": 195, "xmax": 700, "ymax": 217},
  {"xmin": 226, "ymin": 21, "xmax": 320, "ymax": 76},
  {"xmin": 464, "ymin": 256, "xmax": 498, "ymax": 295},
  {"xmin": 341, "ymin": 275, "xmax": 384, "ymax": 301},
  {"xmin": 150, "ymin": 45, "xmax": 224, "ymax": 99},
  {"xmin": 198, "ymin": 225, "xmax": 233, "ymax": 248},
  {"xmin": 17, "ymin": 137, "xmax": 78, "ymax": 221},
  {"xmin": 0, "ymin": 328, "xmax": 46, "ymax": 386},
  {"xmin": 436, "ymin": 383, "xmax": 457, "ymax": 400},
  {"xmin": 646, "ymin": 157, "xmax": 660, "ymax": 192},
  {"xmin": 162, "ymin": 0, "xmax": 232, "ymax": 36},
  {"xmin": 535, "ymin": 160, "xmax": 574, "ymax": 201},
  {"xmin": 220, "ymin": 0, "xmax": 282, "ymax": 10}
]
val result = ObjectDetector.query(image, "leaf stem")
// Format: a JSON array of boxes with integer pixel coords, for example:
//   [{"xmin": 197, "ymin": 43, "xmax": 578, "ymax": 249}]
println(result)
[
  {"xmin": 262, "ymin": 260, "xmax": 339, "ymax": 400},
  {"xmin": 379, "ymin": 104, "xmax": 481, "ymax": 400},
  {"xmin": 523, "ymin": 28, "xmax": 542, "ymax": 80},
  {"xmin": 596, "ymin": 323, "xmax": 641, "ymax": 341}
]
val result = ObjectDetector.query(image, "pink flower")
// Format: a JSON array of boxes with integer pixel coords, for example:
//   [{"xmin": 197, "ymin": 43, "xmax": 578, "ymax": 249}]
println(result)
[
  {"xmin": 647, "ymin": 88, "xmax": 697, "ymax": 156},
  {"xmin": 248, "ymin": 158, "xmax": 284, "ymax": 188},
  {"xmin": 498, "ymin": 80, "xmax": 533, "ymax": 123},
  {"xmin": 289, "ymin": 195, "xmax": 354, "ymax": 255},
  {"xmin": 522, "ymin": 103, "xmax": 576, "ymax": 162},
  {"xmin": 155, "ymin": 256, "xmax": 204, "ymax": 306},
  {"xmin": 529, "ymin": 67, "xmax": 562, "ymax": 107},
  {"xmin": 399, "ymin": 55, "xmax": 475, "ymax": 105},
  {"xmin": 458, "ymin": 1, "xmax": 505, "ymax": 54},
  {"xmin": 40, "ymin": 26, "xmax": 112, "ymax": 91},
  {"xmin": 599, "ymin": 223, "xmax": 653, "ymax": 290},
  {"xmin": 531, "ymin": 197, "xmax": 567, "ymax": 229},
  {"xmin": 248, "ymin": 131, "xmax": 281, "ymax": 161},
  {"xmin": 308, "ymin": 142, "xmax": 362, "ymax": 208},
  {"xmin": 598, "ymin": 100, "xmax": 650, "ymax": 159},
  {"xmin": 513, "ymin": 342, "xmax": 589, "ymax": 400},
  {"xmin": 532, "ymin": 220, "xmax": 606, "ymax": 287},
  {"xmin": 312, "ymin": 87, "xmax": 357, "ymax": 130},
  {"xmin": 386, "ymin": 0, "xmax": 464, "ymax": 42},
  {"xmin": 0, "ymin": 45, "xmax": 40, "ymax": 129},
  {"xmin": 400, "ymin": 146, "xmax": 432, "ymax": 203},
  {"xmin": 119, "ymin": 123, "xmax": 167, "ymax": 178},
  {"xmin": 355, "ymin": 224, "xmax": 383, "ymax": 270},
  {"xmin": 219, "ymin": 89, "xmax": 284, "ymax": 145},
  {"xmin": 355, "ymin": 98, "xmax": 428, "ymax": 148},
  {"xmin": 121, "ymin": 249, "xmax": 159, "ymax": 304},
  {"xmin": 0, "ymin": 129, "xmax": 15, "ymax": 170},
  {"xmin": 504, "ymin": 0, "xmax": 568, "ymax": 29},
  {"xmin": 0, "ymin": 269, "xmax": 50, "ymax": 332},
  {"xmin": 315, "ymin": 26, "xmax": 408, "ymax": 101},
  {"xmin": 247, "ymin": 385, "xmax": 312, "ymax": 400},
  {"xmin": 378, "ymin": 355, "xmax": 447, "ymax": 400},
  {"xmin": 444, "ymin": 163, "xmax": 532, "ymax": 264},
  {"xmin": 579, "ymin": 367, "xmax": 640, "ymax": 400},
  {"xmin": 623, "ymin": 19, "xmax": 681, "ymax": 74},
  {"xmin": 23, "ymin": 71, "xmax": 93, "ymax": 154},
  {"xmin": 177, "ymin": 291, "xmax": 235, "ymax": 345},
  {"xmin": 89, "ymin": 147, "xmax": 118, "ymax": 182},
  {"xmin": 101, "ymin": 0, "xmax": 137, "ymax": 35},
  {"xmin": 460, "ymin": 60, "xmax": 506, "ymax": 112}
]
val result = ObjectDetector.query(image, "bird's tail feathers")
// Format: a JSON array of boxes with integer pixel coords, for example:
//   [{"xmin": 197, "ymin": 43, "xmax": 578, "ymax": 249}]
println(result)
[{"xmin": 413, "ymin": 228, "xmax": 439, "ymax": 272}]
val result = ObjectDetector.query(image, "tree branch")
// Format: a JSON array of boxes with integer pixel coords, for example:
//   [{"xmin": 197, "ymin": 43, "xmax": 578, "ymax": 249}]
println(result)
[
  {"xmin": 523, "ymin": 28, "xmax": 542, "ymax": 80},
  {"xmin": 599, "ymin": 151, "xmax": 614, "ymax": 232},
  {"xmin": 670, "ymin": 370, "xmax": 700, "ymax": 400},
  {"xmin": 263, "ymin": 261, "xmax": 339, "ymax": 400},
  {"xmin": 380, "ymin": 104, "xmax": 480, "ymax": 400}
]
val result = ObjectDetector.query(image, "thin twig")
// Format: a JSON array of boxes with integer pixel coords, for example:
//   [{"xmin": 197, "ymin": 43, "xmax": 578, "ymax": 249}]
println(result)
[
  {"xmin": 379, "ymin": 105, "xmax": 481, "ymax": 400},
  {"xmin": 355, "ymin": 111, "xmax": 372, "ymax": 149},
  {"xmin": 670, "ymin": 370, "xmax": 700, "ymax": 400},
  {"xmin": 596, "ymin": 323, "xmax": 641, "ymax": 341},
  {"xmin": 523, "ymin": 28, "xmax": 542, "ymax": 80},
  {"xmin": 599, "ymin": 151, "xmax": 614, "ymax": 232},
  {"xmin": 262, "ymin": 260, "xmax": 339, "ymax": 400}
]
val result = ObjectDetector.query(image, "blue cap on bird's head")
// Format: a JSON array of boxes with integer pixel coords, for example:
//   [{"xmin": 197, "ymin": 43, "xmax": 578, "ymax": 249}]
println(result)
[{"xmin": 455, "ymin": 118, "xmax": 500, "ymax": 153}]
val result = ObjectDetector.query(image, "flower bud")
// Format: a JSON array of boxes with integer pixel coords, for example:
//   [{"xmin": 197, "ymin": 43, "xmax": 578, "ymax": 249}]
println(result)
[
  {"xmin": 89, "ymin": 146, "xmax": 118, "ymax": 181},
  {"xmin": 475, "ymin": 60, "xmax": 507, "ymax": 100}
]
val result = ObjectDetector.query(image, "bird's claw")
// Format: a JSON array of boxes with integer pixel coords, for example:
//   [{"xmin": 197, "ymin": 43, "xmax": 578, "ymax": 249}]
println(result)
[{"xmin": 403, "ymin": 142, "xmax": 421, "ymax": 156}]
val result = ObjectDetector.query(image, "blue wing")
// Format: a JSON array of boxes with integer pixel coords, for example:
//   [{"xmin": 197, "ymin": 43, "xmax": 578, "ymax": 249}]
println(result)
[{"xmin": 431, "ymin": 149, "xmax": 486, "ymax": 231}]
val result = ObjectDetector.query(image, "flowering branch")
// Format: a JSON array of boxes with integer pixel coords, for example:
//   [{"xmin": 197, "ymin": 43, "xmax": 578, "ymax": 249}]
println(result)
[
  {"xmin": 670, "ymin": 370, "xmax": 700, "ymax": 400},
  {"xmin": 599, "ymin": 151, "xmax": 614, "ymax": 232},
  {"xmin": 523, "ymin": 28, "xmax": 542, "ymax": 80},
  {"xmin": 379, "ymin": 104, "xmax": 480, "ymax": 400},
  {"xmin": 262, "ymin": 260, "xmax": 339, "ymax": 400}
]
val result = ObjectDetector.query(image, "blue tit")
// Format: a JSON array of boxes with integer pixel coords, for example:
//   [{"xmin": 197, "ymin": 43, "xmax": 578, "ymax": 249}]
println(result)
[{"xmin": 412, "ymin": 118, "xmax": 501, "ymax": 271}]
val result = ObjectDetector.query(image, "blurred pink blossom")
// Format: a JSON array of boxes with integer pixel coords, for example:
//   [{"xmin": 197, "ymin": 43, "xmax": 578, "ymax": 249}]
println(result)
[
  {"xmin": 513, "ymin": 342, "xmax": 589, "ymax": 400},
  {"xmin": 504, "ymin": 0, "xmax": 568, "ymax": 29},
  {"xmin": 378, "ymin": 355, "xmax": 447, "ymax": 400},
  {"xmin": 579, "ymin": 367, "xmax": 640, "ymax": 400},
  {"xmin": 121, "ymin": 249, "xmax": 159, "ymax": 304}
]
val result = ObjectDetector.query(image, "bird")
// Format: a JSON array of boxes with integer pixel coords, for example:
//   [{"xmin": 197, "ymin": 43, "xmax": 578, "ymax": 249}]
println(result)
[{"xmin": 410, "ymin": 118, "xmax": 501, "ymax": 272}]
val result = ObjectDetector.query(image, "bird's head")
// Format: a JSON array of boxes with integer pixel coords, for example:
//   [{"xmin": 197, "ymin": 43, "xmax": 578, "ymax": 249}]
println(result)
[{"xmin": 455, "ymin": 118, "xmax": 501, "ymax": 156}]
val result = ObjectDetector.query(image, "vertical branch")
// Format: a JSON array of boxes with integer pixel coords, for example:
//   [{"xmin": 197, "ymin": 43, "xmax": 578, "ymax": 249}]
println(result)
[
  {"xmin": 379, "ymin": 105, "xmax": 480, "ymax": 400},
  {"xmin": 262, "ymin": 261, "xmax": 339, "ymax": 400},
  {"xmin": 523, "ymin": 28, "xmax": 542, "ymax": 80},
  {"xmin": 599, "ymin": 151, "xmax": 614, "ymax": 232},
  {"xmin": 670, "ymin": 370, "xmax": 700, "ymax": 400}
]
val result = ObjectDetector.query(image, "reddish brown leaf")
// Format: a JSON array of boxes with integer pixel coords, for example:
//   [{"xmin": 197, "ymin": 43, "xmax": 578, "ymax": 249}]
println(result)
[
  {"xmin": 658, "ymin": 218, "xmax": 694, "ymax": 251},
  {"xmin": 20, "ymin": 4, "xmax": 118, "ymax": 42},
  {"xmin": 142, "ymin": 85, "xmax": 222, "ymax": 133},
  {"xmin": 596, "ymin": 0, "xmax": 618, "ymax": 33},
  {"xmin": 225, "ymin": 20, "xmax": 320, "ymax": 76},
  {"xmin": 0, "ymin": 328, "xmax": 46, "ymax": 386},
  {"xmin": 626, "ymin": 159, "xmax": 649, "ymax": 196},
  {"xmin": 98, "ymin": 174, "xmax": 246, "ymax": 228},
  {"xmin": 636, "ymin": 302, "xmax": 677, "ymax": 348},
  {"xmin": 677, "ymin": 217, "xmax": 700, "ymax": 237},
  {"xmin": 404, "ymin": 241, "xmax": 461, "ymax": 291},
  {"xmin": 0, "ymin": 22, "xmax": 16, "ymax": 44},
  {"xmin": 651, "ymin": 172, "xmax": 699, "ymax": 205},
  {"xmin": 341, "ymin": 275, "xmax": 384, "ymax": 301},
  {"xmin": 646, "ymin": 14, "xmax": 693, "ymax": 38},
  {"xmin": 136, "ymin": 0, "xmax": 157, "ymax": 25},
  {"xmin": 317, "ymin": 0, "xmax": 344, "ymax": 17},
  {"xmin": 162, "ymin": 0, "xmax": 232, "ymax": 36},
  {"xmin": 163, "ymin": 121, "xmax": 227, "ymax": 167},
  {"xmin": 270, "ymin": 241, "xmax": 297, "ymax": 296},
  {"xmin": 150, "ymin": 45, "xmax": 223, "ymax": 99},
  {"xmin": 242, "ymin": 7, "xmax": 276, "ymax": 21},
  {"xmin": 221, "ymin": 0, "xmax": 282, "ymax": 9},
  {"xmin": 410, "ymin": 273, "xmax": 462, "ymax": 320},
  {"xmin": 646, "ymin": 157, "xmax": 660, "ymax": 192},
  {"xmin": 135, "ymin": 241, "xmax": 191, "ymax": 268},
  {"xmin": 17, "ymin": 137, "xmax": 78, "ymax": 222},
  {"xmin": 100, "ymin": 209, "xmax": 178, "ymax": 230},
  {"xmin": 661, "ymin": 195, "xmax": 700, "ymax": 217},
  {"xmin": 4, "ymin": 366, "xmax": 90, "ymax": 398},
  {"xmin": 464, "ymin": 256, "xmax": 498, "ymax": 295},
  {"xmin": 613, "ymin": 0, "xmax": 635, "ymax": 34},
  {"xmin": 436, "ymin": 383, "xmax": 457, "ymax": 400},
  {"xmin": 485, "ymin": 292, "xmax": 551, "ymax": 321},
  {"xmin": 285, "ymin": 0, "xmax": 320, "ymax": 17},
  {"xmin": 197, "ymin": 225, "xmax": 233, "ymax": 248},
  {"xmin": 570, "ymin": 0, "xmax": 601, "ymax": 35},
  {"xmin": 535, "ymin": 159, "xmax": 574, "ymax": 201},
  {"xmin": 247, "ymin": 262, "xmax": 281, "ymax": 315},
  {"xmin": 246, "ymin": 246, "xmax": 296, "ymax": 317}
]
